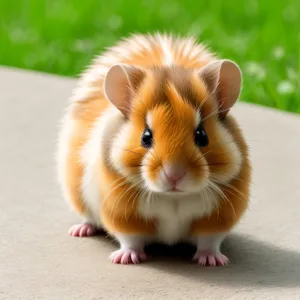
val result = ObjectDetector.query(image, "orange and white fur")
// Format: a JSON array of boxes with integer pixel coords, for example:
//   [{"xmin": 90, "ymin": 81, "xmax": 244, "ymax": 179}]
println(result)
[{"xmin": 57, "ymin": 34, "xmax": 251, "ymax": 266}]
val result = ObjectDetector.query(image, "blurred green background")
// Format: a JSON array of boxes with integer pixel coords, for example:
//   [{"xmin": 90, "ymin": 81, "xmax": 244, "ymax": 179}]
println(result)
[{"xmin": 1, "ymin": 0, "xmax": 299, "ymax": 112}]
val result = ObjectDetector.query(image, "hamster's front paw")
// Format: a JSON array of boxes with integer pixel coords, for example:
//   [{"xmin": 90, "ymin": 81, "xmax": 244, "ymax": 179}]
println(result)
[
  {"xmin": 68, "ymin": 223, "xmax": 97, "ymax": 237},
  {"xmin": 110, "ymin": 234, "xmax": 148, "ymax": 264},
  {"xmin": 110, "ymin": 249, "xmax": 148, "ymax": 264},
  {"xmin": 193, "ymin": 251, "xmax": 229, "ymax": 266},
  {"xmin": 192, "ymin": 233, "xmax": 229, "ymax": 266}
]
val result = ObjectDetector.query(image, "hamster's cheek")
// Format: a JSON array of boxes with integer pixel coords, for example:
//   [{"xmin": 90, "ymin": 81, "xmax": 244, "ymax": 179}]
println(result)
[
  {"xmin": 177, "ymin": 169, "xmax": 210, "ymax": 193},
  {"xmin": 141, "ymin": 151, "xmax": 166, "ymax": 192},
  {"xmin": 110, "ymin": 123, "xmax": 145, "ymax": 177},
  {"xmin": 110, "ymin": 124, "xmax": 130, "ymax": 175},
  {"xmin": 206, "ymin": 123, "xmax": 243, "ymax": 183}
]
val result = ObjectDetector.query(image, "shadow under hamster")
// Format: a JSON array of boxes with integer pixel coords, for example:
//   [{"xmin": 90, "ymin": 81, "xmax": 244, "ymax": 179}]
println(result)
[{"xmin": 143, "ymin": 233, "xmax": 300, "ymax": 288}]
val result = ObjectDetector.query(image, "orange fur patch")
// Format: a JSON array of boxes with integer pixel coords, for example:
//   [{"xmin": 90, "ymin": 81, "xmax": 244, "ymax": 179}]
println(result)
[{"xmin": 100, "ymin": 160, "xmax": 155, "ymax": 234}]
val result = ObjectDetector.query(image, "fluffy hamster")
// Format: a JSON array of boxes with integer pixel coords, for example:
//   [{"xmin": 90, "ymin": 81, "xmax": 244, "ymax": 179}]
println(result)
[{"xmin": 57, "ymin": 33, "xmax": 251, "ymax": 266}]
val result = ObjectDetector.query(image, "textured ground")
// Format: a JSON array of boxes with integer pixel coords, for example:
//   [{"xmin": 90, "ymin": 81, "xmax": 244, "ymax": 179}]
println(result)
[{"xmin": 1, "ymin": 67, "xmax": 300, "ymax": 299}]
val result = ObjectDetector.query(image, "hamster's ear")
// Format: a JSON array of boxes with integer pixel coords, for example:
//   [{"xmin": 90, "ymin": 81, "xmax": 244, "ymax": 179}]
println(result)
[
  {"xmin": 198, "ymin": 59, "xmax": 242, "ymax": 117},
  {"xmin": 104, "ymin": 64, "xmax": 144, "ymax": 117}
]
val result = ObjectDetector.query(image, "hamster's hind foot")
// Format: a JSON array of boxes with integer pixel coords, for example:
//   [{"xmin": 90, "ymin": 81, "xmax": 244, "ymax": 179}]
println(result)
[
  {"xmin": 110, "ymin": 249, "xmax": 148, "ymax": 264},
  {"xmin": 68, "ymin": 223, "xmax": 98, "ymax": 237},
  {"xmin": 193, "ymin": 251, "xmax": 229, "ymax": 266}
]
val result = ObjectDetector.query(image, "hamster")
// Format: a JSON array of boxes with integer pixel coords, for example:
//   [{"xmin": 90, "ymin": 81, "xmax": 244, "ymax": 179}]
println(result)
[{"xmin": 57, "ymin": 33, "xmax": 251, "ymax": 266}]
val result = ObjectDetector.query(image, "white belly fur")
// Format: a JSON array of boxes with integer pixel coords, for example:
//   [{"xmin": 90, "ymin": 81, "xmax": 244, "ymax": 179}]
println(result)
[{"xmin": 138, "ymin": 192, "xmax": 219, "ymax": 245}]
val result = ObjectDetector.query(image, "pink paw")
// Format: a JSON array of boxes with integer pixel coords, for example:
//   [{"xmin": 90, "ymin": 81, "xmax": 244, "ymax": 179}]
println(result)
[
  {"xmin": 110, "ymin": 249, "xmax": 148, "ymax": 264},
  {"xmin": 193, "ymin": 251, "xmax": 229, "ymax": 266},
  {"xmin": 68, "ymin": 223, "xmax": 97, "ymax": 237}
]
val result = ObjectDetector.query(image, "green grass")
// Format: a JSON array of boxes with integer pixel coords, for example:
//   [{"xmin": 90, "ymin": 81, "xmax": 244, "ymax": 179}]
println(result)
[{"xmin": 1, "ymin": 0, "xmax": 299, "ymax": 112}]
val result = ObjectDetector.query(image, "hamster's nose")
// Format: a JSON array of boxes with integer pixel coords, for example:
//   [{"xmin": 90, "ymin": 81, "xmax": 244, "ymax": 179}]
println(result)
[{"xmin": 163, "ymin": 164, "xmax": 186, "ymax": 186}]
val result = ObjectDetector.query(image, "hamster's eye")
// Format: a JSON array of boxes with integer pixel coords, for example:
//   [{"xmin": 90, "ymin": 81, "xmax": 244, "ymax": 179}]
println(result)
[
  {"xmin": 141, "ymin": 128, "xmax": 153, "ymax": 148},
  {"xmin": 195, "ymin": 124, "xmax": 209, "ymax": 147}
]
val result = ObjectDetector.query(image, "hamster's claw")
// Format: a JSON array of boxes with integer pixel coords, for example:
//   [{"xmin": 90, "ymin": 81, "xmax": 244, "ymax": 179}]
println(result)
[
  {"xmin": 193, "ymin": 251, "xmax": 229, "ymax": 267},
  {"xmin": 110, "ymin": 249, "xmax": 148, "ymax": 264},
  {"xmin": 68, "ymin": 223, "xmax": 97, "ymax": 237}
]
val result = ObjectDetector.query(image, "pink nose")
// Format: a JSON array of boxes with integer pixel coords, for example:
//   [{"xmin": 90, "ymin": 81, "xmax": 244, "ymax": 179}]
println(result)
[{"xmin": 163, "ymin": 164, "xmax": 186, "ymax": 186}]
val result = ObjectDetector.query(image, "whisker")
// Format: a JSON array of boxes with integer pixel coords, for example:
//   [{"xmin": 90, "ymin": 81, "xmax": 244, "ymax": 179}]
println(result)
[
  {"xmin": 198, "ymin": 95, "xmax": 210, "ymax": 113},
  {"xmin": 194, "ymin": 148, "xmax": 246, "ymax": 165},
  {"xmin": 110, "ymin": 178, "xmax": 144, "ymax": 221},
  {"xmin": 201, "ymin": 185, "xmax": 211, "ymax": 213},
  {"xmin": 193, "ymin": 162, "xmax": 243, "ymax": 169},
  {"xmin": 122, "ymin": 183, "xmax": 139, "ymax": 219},
  {"xmin": 192, "ymin": 139, "xmax": 245, "ymax": 163},
  {"xmin": 123, "ymin": 181, "xmax": 145, "ymax": 220},
  {"xmin": 120, "ymin": 167, "xmax": 158, "ymax": 178},
  {"xmin": 115, "ymin": 147, "xmax": 161, "ymax": 170},
  {"xmin": 101, "ymin": 173, "xmax": 142, "ymax": 207},
  {"xmin": 101, "ymin": 178, "xmax": 129, "ymax": 207},
  {"xmin": 211, "ymin": 178, "xmax": 245, "ymax": 198},
  {"xmin": 120, "ymin": 147, "xmax": 144, "ymax": 157},
  {"xmin": 230, "ymin": 174, "xmax": 246, "ymax": 183},
  {"xmin": 145, "ymin": 148, "xmax": 162, "ymax": 168},
  {"xmin": 208, "ymin": 180, "xmax": 237, "ymax": 218},
  {"xmin": 123, "ymin": 163, "xmax": 157, "ymax": 170},
  {"xmin": 146, "ymin": 188, "xmax": 153, "ymax": 209}
]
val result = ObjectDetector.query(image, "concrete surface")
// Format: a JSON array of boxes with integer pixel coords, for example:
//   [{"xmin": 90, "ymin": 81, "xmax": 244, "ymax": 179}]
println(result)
[{"xmin": 1, "ymin": 66, "xmax": 300, "ymax": 299}]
